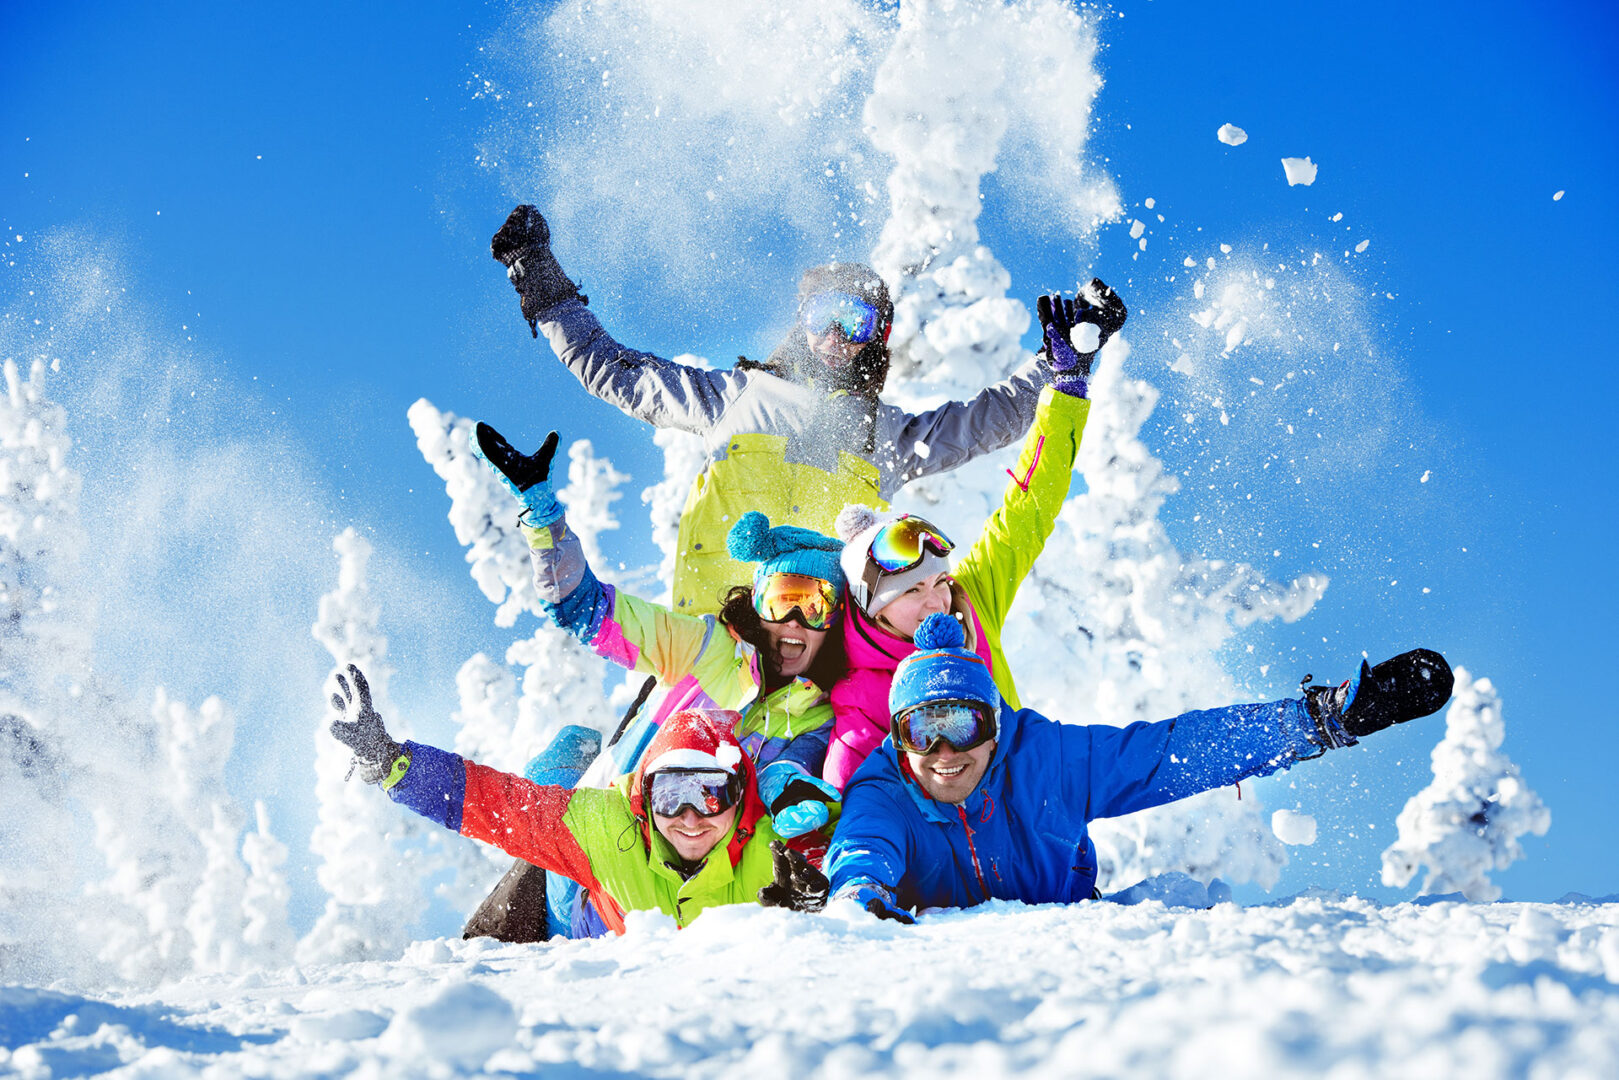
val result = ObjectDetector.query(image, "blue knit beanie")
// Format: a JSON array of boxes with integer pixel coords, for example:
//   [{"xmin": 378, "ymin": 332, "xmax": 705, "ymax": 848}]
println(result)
[
  {"xmin": 726, "ymin": 511, "xmax": 847, "ymax": 593},
  {"xmin": 888, "ymin": 612, "xmax": 1001, "ymax": 719}
]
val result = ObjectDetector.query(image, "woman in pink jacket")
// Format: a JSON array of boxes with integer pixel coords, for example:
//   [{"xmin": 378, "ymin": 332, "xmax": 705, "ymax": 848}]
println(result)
[{"xmin": 821, "ymin": 282, "xmax": 1124, "ymax": 790}]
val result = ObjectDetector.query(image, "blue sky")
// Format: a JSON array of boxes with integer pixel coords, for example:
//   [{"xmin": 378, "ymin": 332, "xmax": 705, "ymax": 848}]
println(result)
[{"xmin": 4, "ymin": 0, "xmax": 1616, "ymax": 918}]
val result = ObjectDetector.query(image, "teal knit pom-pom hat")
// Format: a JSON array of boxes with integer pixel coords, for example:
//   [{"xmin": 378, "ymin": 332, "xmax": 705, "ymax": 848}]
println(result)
[{"xmin": 726, "ymin": 511, "xmax": 847, "ymax": 592}]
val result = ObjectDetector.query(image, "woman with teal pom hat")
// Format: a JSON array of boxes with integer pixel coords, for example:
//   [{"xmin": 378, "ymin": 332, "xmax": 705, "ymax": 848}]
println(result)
[{"xmin": 470, "ymin": 422, "xmax": 849, "ymax": 844}]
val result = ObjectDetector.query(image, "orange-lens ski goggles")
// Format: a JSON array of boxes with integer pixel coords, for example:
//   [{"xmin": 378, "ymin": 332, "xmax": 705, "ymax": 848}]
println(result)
[{"xmin": 753, "ymin": 572, "xmax": 843, "ymax": 630}]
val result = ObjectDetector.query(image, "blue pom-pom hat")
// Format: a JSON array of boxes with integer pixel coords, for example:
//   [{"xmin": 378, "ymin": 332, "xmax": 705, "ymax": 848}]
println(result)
[
  {"xmin": 888, "ymin": 612, "xmax": 1001, "ymax": 721},
  {"xmin": 725, "ymin": 511, "xmax": 847, "ymax": 594}
]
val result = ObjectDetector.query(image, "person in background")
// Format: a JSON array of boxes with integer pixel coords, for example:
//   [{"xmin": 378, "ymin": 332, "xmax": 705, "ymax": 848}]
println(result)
[{"xmin": 490, "ymin": 204, "xmax": 1070, "ymax": 616}]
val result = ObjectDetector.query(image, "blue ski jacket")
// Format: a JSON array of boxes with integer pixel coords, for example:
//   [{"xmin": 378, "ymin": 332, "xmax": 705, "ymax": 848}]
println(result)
[{"xmin": 825, "ymin": 698, "xmax": 1321, "ymax": 913}]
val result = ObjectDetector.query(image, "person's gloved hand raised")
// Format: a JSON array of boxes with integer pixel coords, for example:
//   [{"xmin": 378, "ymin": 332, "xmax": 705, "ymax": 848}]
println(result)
[
  {"xmin": 490, "ymin": 205, "xmax": 585, "ymax": 337},
  {"xmin": 756, "ymin": 760, "xmax": 839, "ymax": 839},
  {"xmin": 329, "ymin": 664, "xmax": 408, "ymax": 787},
  {"xmin": 1036, "ymin": 278, "xmax": 1127, "ymax": 398},
  {"xmin": 756, "ymin": 841, "xmax": 831, "ymax": 912},
  {"xmin": 471, "ymin": 423, "xmax": 563, "ymax": 526}
]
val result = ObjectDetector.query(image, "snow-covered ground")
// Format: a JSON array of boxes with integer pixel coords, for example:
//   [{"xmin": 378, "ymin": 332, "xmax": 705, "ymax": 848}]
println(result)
[{"xmin": 6, "ymin": 894, "xmax": 1617, "ymax": 1079}]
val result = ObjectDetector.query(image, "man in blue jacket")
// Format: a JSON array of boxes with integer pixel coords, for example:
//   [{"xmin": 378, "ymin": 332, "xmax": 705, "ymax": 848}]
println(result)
[{"xmin": 822, "ymin": 614, "xmax": 1453, "ymax": 922}]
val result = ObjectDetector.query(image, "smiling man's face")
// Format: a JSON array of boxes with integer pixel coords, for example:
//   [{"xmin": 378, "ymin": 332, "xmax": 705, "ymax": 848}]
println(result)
[
  {"xmin": 651, "ymin": 804, "xmax": 739, "ymax": 864},
  {"xmin": 905, "ymin": 739, "xmax": 996, "ymax": 804}
]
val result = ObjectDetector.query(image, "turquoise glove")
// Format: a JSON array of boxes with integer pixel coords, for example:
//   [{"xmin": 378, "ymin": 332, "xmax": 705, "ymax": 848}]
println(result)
[{"xmin": 758, "ymin": 760, "xmax": 839, "ymax": 840}]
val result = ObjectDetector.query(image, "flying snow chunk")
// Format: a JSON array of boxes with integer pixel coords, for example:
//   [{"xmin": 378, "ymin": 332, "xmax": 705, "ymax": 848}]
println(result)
[
  {"xmin": 1272, "ymin": 809, "xmax": 1318, "ymax": 846},
  {"xmin": 1282, "ymin": 156, "xmax": 1319, "ymax": 186},
  {"xmin": 1218, "ymin": 123, "xmax": 1248, "ymax": 146},
  {"xmin": 1130, "ymin": 219, "xmax": 1146, "ymax": 239},
  {"xmin": 1355, "ymin": 239, "xmax": 1371, "ymax": 253},
  {"xmin": 1069, "ymin": 322, "xmax": 1101, "ymax": 353},
  {"xmin": 1553, "ymin": 190, "xmax": 1565, "ymax": 201}
]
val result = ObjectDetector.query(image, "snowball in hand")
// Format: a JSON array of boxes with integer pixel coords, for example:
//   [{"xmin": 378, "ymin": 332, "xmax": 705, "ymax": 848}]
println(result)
[
  {"xmin": 1281, "ymin": 156, "xmax": 1318, "ymax": 186},
  {"xmin": 1069, "ymin": 321, "xmax": 1102, "ymax": 353},
  {"xmin": 1217, "ymin": 123, "xmax": 1248, "ymax": 146},
  {"xmin": 1272, "ymin": 809, "xmax": 1318, "ymax": 846}
]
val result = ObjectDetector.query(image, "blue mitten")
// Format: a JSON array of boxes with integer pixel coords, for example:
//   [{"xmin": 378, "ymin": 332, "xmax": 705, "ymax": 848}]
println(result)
[
  {"xmin": 758, "ymin": 760, "xmax": 839, "ymax": 839},
  {"xmin": 471, "ymin": 423, "xmax": 563, "ymax": 525},
  {"xmin": 836, "ymin": 881, "xmax": 916, "ymax": 925}
]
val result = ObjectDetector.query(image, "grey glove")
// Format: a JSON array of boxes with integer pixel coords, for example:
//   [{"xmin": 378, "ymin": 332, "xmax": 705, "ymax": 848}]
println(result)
[
  {"xmin": 490, "ymin": 205, "xmax": 585, "ymax": 337},
  {"xmin": 329, "ymin": 664, "xmax": 406, "ymax": 785}
]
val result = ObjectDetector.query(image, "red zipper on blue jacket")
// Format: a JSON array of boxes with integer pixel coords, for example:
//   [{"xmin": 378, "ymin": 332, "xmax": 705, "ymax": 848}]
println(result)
[{"xmin": 956, "ymin": 805, "xmax": 988, "ymax": 902}]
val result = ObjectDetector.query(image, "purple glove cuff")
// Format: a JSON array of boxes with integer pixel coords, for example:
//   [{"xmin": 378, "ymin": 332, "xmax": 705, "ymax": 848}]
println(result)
[{"xmin": 1051, "ymin": 373, "xmax": 1090, "ymax": 399}]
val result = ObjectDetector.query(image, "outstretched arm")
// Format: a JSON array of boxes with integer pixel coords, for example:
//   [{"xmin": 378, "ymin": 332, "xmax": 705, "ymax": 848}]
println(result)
[
  {"xmin": 888, "ymin": 355, "xmax": 1050, "ymax": 482},
  {"xmin": 1058, "ymin": 699, "xmax": 1319, "ymax": 822},
  {"xmin": 538, "ymin": 300, "xmax": 739, "ymax": 435},
  {"xmin": 953, "ymin": 385, "xmax": 1088, "ymax": 632},
  {"xmin": 326, "ymin": 663, "xmax": 601, "ymax": 889},
  {"xmin": 893, "ymin": 280, "xmax": 1124, "ymax": 483},
  {"xmin": 473, "ymin": 423, "xmax": 710, "ymax": 684},
  {"xmin": 491, "ymin": 205, "xmax": 737, "ymax": 434}
]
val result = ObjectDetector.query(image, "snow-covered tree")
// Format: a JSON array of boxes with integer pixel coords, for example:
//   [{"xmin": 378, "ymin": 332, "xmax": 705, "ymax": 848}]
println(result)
[
  {"xmin": 0, "ymin": 356, "xmax": 99, "ymax": 985},
  {"xmin": 299, "ymin": 528, "xmax": 427, "ymax": 964},
  {"xmin": 412, "ymin": 398, "xmax": 621, "ymax": 759},
  {"xmin": 642, "ymin": 426, "xmax": 707, "ymax": 607},
  {"xmin": 1381, "ymin": 669, "xmax": 1550, "ymax": 901},
  {"xmin": 240, "ymin": 801, "xmax": 296, "ymax": 969},
  {"xmin": 0, "ymin": 354, "xmax": 286, "ymax": 986},
  {"xmin": 856, "ymin": 2, "xmax": 1319, "ymax": 891},
  {"xmin": 409, "ymin": 400, "xmax": 544, "ymax": 628}
]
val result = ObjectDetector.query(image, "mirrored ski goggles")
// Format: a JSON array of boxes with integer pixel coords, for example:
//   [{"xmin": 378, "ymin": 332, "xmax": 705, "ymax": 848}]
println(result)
[
  {"xmin": 892, "ymin": 702, "xmax": 997, "ymax": 756},
  {"xmin": 868, "ymin": 515, "xmax": 954, "ymax": 574},
  {"xmin": 645, "ymin": 768, "xmax": 742, "ymax": 818},
  {"xmin": 753, "ymin": 572, "xmax": 843, "ymax": 630},
  {"xmin": 799, "ymin": 291, "xmax": 881, "ymax": 344}
]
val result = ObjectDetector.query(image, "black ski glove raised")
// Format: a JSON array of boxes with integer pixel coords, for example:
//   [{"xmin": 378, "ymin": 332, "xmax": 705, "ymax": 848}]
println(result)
[
  {"xmin": 329, "ymin": 664, "xmax": 407, "ymax": 786},
  {"xmin": 471, "ymin": 423, "xmax": 563, "ymax": 524},
  {"xmin": 757, "ymin": 841, "xmax": 831, "ymax": 913},
  {"xmin": 490, "ymin": 205, "xmax": 585, "ymax": 337}
]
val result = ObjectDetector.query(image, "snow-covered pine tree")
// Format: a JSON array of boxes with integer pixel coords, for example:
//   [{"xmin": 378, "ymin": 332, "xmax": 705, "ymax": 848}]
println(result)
[
  {"xmin": 410, "ymin": 400, "xmax": 620, "ymax": 761},
  {"xmin": 857, "ymin": 1, "xmax": 1320, "ymax": 890},
  {"xmin": 299, "ymin": 528, "xmax": 427, "ymax": 964},
  {"xmin": 1380, "ymin": 668, "xmax": 1549, "ymax": 901},
  {"xmin": 240, "ymin": 801, "xmax": 296, "ymax": 969},
  {"xmin": 0, "ymin": 357, "xmax": 88, "ymax": 984}
]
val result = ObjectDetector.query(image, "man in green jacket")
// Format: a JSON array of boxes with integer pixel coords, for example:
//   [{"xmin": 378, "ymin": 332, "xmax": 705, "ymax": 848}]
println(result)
[{"xmin": 329, "ymin": 666, "xmax": 821, "ymax": 933}]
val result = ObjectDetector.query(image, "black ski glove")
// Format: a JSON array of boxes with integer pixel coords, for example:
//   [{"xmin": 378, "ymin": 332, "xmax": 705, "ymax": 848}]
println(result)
[
  {"xmin": 1037, "ymin": 278, "xmax": 1127, "ymax": 395},
  {"xmin": 1300, "ymin": 649, "xmax": 1454, "ymax": 757},
  {"xmin": 472, "ymin": 424, "xmax": 563, "ymax": 524},
  {"xmin": 329, "ymin": 664, "xmax": 407, "ymax": 786},
  {"xmin": 490, "ymin": 205, "xmax": 585, "ymax": 336},
  {"xmin": 756, "ymin": 841, "xmax": 831, "ymax": 913}
]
